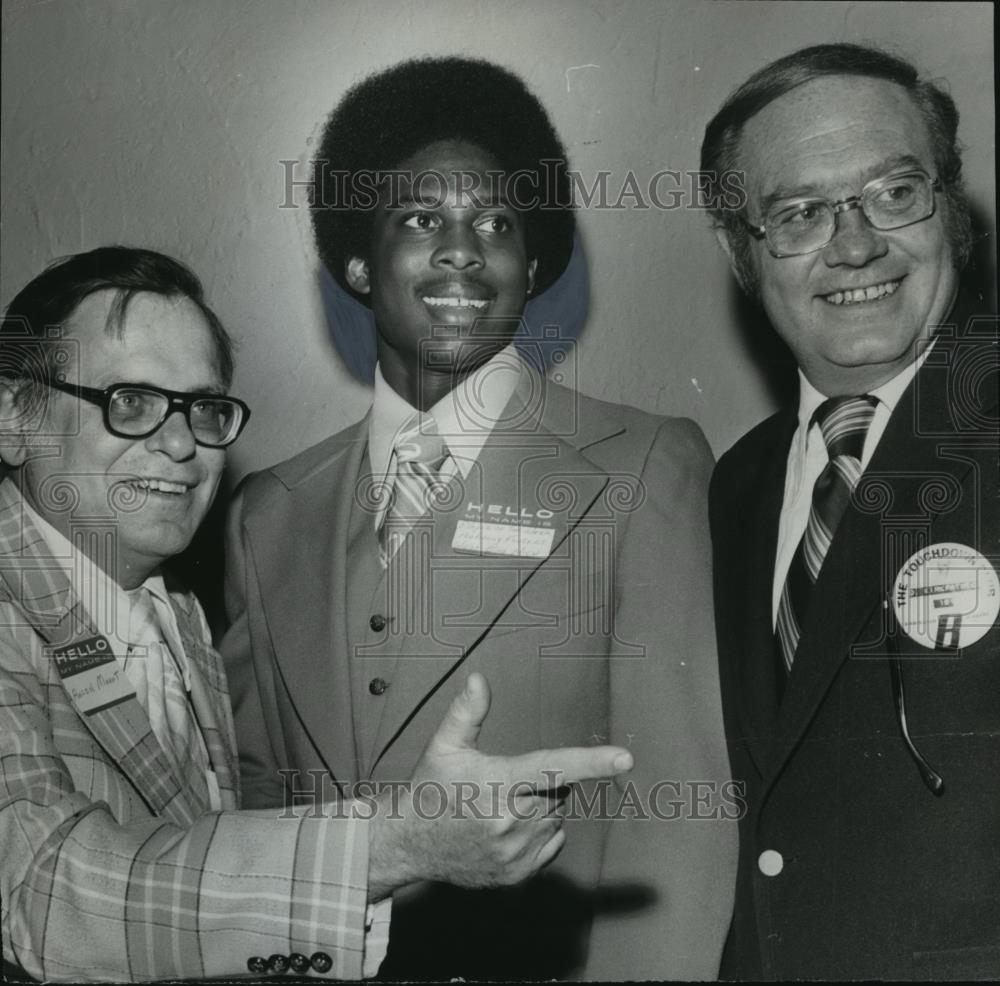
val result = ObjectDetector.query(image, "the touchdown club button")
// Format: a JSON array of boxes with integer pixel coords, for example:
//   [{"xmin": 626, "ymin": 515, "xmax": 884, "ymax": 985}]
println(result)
[{"xmin": 892, "ymin": 543, "xmax": 1000, "ymax": 650}]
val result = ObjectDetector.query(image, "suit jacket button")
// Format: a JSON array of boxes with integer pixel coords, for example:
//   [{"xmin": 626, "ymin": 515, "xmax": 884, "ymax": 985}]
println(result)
[
  {"xmin": 369, "ymin": 677, "xmax": 389, "ymax": 696},
  {"xmin": 289, "ymin": 952, "xmax": 310, "ymax": 974},
  {"xmin": 247, "ymin": 955, "xmax": 268, "ymax": 973},
  {"xmin": 369, "ymin": 613, "xmax": 387, "ymax": 632},
  {"xmin": 268, "ymin": 953, "xmax": 289, "ymax": 973},
  {"xmin": 311, "ymin": 951, "xmax": 333, "ymax": 973},
  {"xmin": 758, "ymin": 849, "xmax": 784, "ymax": 876}
]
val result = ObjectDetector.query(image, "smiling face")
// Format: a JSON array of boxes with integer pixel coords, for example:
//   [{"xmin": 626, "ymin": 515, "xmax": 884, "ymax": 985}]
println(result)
[
  {"xmin": 730, "ymin": 75, "xmax": 958, "ymax": 395},
  {"xmin": 13, "ymin": 290, "xmax": 227, "ymax": 588},
  {"xmin": 346, "ymin": 139, "xmax": 537, "ymax": 409}
]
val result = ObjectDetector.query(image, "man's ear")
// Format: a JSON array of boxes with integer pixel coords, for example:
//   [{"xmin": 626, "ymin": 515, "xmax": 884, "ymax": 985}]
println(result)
[
  {"xmin": 0, "ymin": 379, "xmax": 31, "ymax": 467},
  {"xmin": 526, "ymin": 259, "xmax": 538, "ymax": 296},
  {"xmin": 714, "ymin": 226, "xmax": 755, "ymax": 296},
  {"xmin": 714, "ymin": 226, "xmax": 737, "ymax": 272},
  {"xmin": 345, "ymin": 257, "xmax": 371, "ymax": 295}
]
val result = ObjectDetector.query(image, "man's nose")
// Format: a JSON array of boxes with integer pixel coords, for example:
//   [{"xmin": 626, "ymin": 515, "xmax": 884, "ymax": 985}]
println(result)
[
  {"xmin": 432, "ymin": 223, "xmax": 485, "ymax": 270},
  {"xmin": 821, "ymin": 205, "xmax": 890, "ymax": 268},
  {"xmin": 144, "ymin": 409, "xmax": 197, "ymax": 459}
]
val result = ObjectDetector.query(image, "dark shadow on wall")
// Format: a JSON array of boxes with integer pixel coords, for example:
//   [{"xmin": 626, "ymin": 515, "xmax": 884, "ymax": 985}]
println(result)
[
  {"xmin": 167, "ymin": 474, "xmax": 234, "ymax": 644},
  {"xmin": 726, "ymin": 280, "xmax": 799, "ymax": 412},
  {"xmin": 964, "ymin": 202, "xmax": 998, "ymax": 313}
]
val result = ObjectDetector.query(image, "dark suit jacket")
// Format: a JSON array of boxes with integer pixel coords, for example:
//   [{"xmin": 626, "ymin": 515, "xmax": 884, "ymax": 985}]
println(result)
[
  {"xmin": 710, "ymin": 318, "xmax": 1000, "ymax": 979},
  {"xmin": 221, "ymin": 368, "xmax": 737, "ymax": 980}
]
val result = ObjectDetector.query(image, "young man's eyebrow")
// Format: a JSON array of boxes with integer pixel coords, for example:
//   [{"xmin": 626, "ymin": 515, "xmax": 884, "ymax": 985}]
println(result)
[{"xmin": 385, "ymin": 191, "xmax": 514, "ymax": 209}]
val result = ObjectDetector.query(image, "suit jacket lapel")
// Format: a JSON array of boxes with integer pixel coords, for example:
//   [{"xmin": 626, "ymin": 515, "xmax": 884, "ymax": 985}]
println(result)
[
  {"xmin": 722, "ymin": 411, "xmax": 796, "ymax": 775},
  {"xmin": 369, "ymin": 373, "xmax": 612, "ymax": 772},
  {"xmin": 244, "ymin": 422, "xmax": 367, "ymax": 787},
  {"xmin": 0, "ymin": 480, "xmax": 203, "ymax": 823},
  {"xmin": 763, "ymin": 343, "xmax": 986, "ymax": 786}
]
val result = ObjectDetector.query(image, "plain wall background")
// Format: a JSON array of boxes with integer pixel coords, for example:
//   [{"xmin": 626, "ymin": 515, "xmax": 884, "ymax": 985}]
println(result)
[{"xmin": 2, "ymin": 0, "xmax": 995, "ymax": 481}]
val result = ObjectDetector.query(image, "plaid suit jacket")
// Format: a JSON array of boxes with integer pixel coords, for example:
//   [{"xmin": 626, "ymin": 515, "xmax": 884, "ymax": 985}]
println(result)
[{"xmin": 0, "ymin": 478, "xmax": 373, "ymax": 981}]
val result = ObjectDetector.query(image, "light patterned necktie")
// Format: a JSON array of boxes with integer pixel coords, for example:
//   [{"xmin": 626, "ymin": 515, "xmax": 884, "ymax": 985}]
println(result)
[
  {"xmin": 776, "ymin": 395, "xmax": 878, "ymax": 672},
  {"xmin": 126, "ymin": 586, "xmax": 204, "ymax": 775},
  {"xmin": 378, "ymin": 413, "xmax": 449, "ymax": 565}
]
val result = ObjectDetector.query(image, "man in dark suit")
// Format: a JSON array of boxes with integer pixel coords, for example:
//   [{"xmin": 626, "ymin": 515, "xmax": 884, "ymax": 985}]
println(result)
[
  {"xmin": 222, "ymin": 57, "xmax": 736, "ymax": 980},
  {"xmin": 702, "ymin": 43, "xmax": 998, "ymax": 979}
]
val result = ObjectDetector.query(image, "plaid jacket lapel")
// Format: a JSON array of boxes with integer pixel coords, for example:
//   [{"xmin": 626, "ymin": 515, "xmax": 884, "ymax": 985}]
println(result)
[{"xmin": 0, "ymin": 479, "xmax": 205, "ymax": 824}]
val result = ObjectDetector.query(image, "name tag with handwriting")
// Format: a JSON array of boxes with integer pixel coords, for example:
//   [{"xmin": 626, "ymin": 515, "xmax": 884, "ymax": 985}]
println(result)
[{"xmin": 49, "ymin": 635, "xmax": 134, "ymax": 715}]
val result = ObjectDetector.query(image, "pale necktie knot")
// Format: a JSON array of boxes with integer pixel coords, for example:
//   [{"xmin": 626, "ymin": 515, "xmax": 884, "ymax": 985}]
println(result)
[
  {"xmin": 394, "ymin": 415, "xmax": 448, "ymax": 470},
  {"xmin": 378, "ymin": 414, "xmax": 450, "ymax": 563},
  {"xmin": 815, "ymin": 395, "xmax": 879, "ymax": 461}
]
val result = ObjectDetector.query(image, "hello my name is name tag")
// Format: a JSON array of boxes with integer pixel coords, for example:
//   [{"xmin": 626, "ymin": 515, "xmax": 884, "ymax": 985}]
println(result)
[
  {"xmin": 451, "ymin": 501, "xmax": 557, "ymax": 558},
  {"xmin": 49, "ymin": 635, "xmax": 135, "ymax": 715}
]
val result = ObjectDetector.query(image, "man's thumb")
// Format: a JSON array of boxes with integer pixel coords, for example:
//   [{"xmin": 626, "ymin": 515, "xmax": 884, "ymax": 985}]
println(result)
[{"xmin": 427, "ymin": 672, "xmax": 491, "ymax": 753}]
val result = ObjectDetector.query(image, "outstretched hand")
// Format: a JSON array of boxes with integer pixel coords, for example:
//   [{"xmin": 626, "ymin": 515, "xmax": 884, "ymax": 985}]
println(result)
[{"xmin": 368, "ymin": 672, "xmax": 633, "ymax": 900}]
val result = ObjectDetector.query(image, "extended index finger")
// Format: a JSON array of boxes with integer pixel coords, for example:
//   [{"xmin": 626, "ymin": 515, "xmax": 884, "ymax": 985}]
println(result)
[{"xmin": 504, "ymin": 745, "xmax": 633, "ymax": 789}]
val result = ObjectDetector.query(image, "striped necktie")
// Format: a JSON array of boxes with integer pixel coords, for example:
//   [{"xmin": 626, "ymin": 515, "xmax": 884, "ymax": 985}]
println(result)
[
  {"xmin": 378, "ymin": 413, "xmax": 449, "ymax": 565},
  {"xmin": 776, "ymin": 395, "xmax": 878, "ymax": 672},
  {"xmin": 126, "ymin": 587, "xmax": 206, "ymax": 778}
]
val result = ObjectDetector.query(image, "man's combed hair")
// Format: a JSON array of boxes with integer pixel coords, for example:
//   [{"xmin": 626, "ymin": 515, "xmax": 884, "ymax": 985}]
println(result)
[
  {"xmin": 311, "ymin": 56, "xmax": 575, "ymax": 299},
  {"xmin": 1, "ymin": 246, "xmax": 235, "ymax": 389},
  {"xmin": 699, "ymin": 43, "xmax": 973, "ymax": 296}
]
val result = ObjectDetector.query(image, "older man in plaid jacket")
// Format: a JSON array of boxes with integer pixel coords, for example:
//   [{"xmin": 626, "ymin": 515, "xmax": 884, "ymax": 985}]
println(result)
[{"xmin": 0, "ymin": 247, "xmax": 630, "ymax": 982}]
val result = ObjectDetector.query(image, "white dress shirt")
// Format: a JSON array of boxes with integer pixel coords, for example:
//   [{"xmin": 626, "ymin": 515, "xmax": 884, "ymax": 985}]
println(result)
[{"xmin": 771, "ymin": 345, "xmax": 933, "ymax": 625}]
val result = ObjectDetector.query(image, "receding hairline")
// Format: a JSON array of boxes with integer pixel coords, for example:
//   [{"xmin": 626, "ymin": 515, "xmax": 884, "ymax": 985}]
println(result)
[{"xmin": 59, "ymin": 287, "xmax": 228, "ymax": 383}]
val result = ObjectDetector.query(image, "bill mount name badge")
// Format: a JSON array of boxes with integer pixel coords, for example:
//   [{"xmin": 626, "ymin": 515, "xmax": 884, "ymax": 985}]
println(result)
[
  {"xmin": 892, "ymin": 542, "xmax": 1000, "ymax": 650},
  {"xmin": 452, "ymin": 500, "xmax": 556, "ymax": 558},
  {"xmin": 49, "ymin": 635, "xmax": 135, "ymax": 715}
]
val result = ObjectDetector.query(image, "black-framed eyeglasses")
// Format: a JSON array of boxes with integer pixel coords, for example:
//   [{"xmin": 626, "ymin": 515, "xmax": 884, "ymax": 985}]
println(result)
[
  {"xmin": 745, "ymin": 170, "xmax": 942, "ymax": 258},
  {"xmin": 46, "ymin": 379, "xmax": 251, "ymax": 448}
]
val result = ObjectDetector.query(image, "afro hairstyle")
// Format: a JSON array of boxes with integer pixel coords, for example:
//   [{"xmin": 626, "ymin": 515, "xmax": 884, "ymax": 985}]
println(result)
[{"xmin": 310, "ymin": 56, "xmax": 575, "ymax": 300}]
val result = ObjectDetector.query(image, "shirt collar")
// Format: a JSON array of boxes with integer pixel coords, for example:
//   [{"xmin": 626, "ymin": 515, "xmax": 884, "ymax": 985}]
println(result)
[
  {"xmin": 368, "ymin": 343, "xmax": 524, "ymax": 482},
  {"xmin": 794, "ymin": 337, "xmax": 936, "ymax": 441}
]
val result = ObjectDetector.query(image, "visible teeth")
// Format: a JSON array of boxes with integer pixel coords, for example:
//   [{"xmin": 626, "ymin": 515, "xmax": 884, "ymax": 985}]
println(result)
[
  {"xmin": 422, "ymin": 296, "xmax": 488, "ymax": 309},
  {"xmin": 134, "ymin": 479, "xmax": 188, "ymax": 494},
  {"xmin": 824, "ymin": 280, "xmax": 900, "ymax": 305}
]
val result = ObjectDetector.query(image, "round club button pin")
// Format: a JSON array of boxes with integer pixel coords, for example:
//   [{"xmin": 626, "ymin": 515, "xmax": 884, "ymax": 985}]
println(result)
[
  {"xmin": 892, "ymin": 543, "xmax": 999, "ymax": 650},
  {"xmin": 369, "ymin": 677, "xmax": 389, "ymax": 696},
  {"xmin": 758, "ymin": 849, "xmax": 784, "ymax": 876},
  {"xmin": 369, "ymin": 613, "xmax": 387, "ymax": 632},
  {"xmin": 289, "ymin": 952, "xmax": 310, "ymax": 974},
  {"xmin": 246, "ymin": 956, "xmax": 268, "ymax": 974}
]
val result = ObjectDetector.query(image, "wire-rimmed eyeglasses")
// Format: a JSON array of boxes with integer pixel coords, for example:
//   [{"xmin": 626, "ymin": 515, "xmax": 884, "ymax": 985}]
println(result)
[{"xmin": 744, "ymin": 170, "xmax": 942, "ymax": 258}]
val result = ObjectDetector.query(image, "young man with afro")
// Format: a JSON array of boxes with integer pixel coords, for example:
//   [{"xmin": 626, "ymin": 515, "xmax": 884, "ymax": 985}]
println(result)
[{"xmin": 221, "ymin": 56, "xmax": 735, "ymax": 981}]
